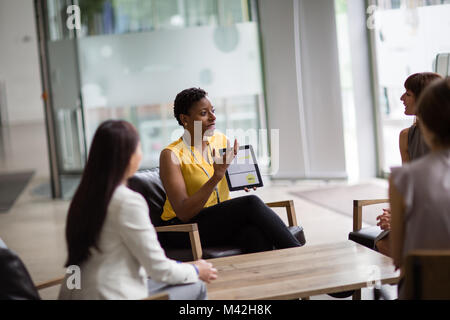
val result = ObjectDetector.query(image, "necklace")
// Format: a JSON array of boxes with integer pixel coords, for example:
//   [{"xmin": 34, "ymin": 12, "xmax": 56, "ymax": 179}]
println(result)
[{"xmin": 182, "ymin": 137, "xmax": 221, "ymax": 203}]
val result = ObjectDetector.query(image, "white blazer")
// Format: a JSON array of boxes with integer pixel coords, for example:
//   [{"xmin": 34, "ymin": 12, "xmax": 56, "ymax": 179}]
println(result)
[{"xmin": 58, "ymin": 184, "xmax": 198, "ymax": 300}]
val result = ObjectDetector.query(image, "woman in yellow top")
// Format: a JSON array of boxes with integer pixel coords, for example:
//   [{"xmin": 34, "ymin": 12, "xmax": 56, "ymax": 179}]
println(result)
[{"xmin": 159, "ymin": 88, "xmax": 301, "ymax": 253}]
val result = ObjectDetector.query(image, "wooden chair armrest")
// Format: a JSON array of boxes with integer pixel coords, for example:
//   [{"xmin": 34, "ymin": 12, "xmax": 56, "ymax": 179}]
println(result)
[
  {"xmin": 266, "ymin": 200, "xmax": 297, "ymax": 227},
  {"xmin": 155, "ymin": 223, "xmax": 203, "ymax": 260},
  {"xmin": 35, "ymin": 276, "xmax": 64, "ymax": 290},
  {"xmin": 352, "ymin": 199, "xmax": 389, "ymax": 231},
  {"xmin": 142, "ymin": 292, "xmax": 170, "ymax": 300},
  {"xmin": 155, "ymin": 223, "xmax": 198, "ymax": 233}
]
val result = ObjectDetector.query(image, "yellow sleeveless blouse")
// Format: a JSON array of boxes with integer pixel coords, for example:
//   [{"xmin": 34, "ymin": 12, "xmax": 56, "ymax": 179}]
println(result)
[{"xmin": 161, "ymin": 132, "xmax": 230, "ymax": 221}]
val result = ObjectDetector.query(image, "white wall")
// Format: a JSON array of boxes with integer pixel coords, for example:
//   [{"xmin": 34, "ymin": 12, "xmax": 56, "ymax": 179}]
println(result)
[
  {"xmin": 0, "ymin": 0, "xmax": 44, "ymax": 124},
  {"xmin": 258, "ymin": 0, "xmax": 347, "ymax": 179}
]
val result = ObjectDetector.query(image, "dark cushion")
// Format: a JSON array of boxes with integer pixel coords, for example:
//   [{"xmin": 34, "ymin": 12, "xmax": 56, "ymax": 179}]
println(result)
[
  {"xmin": 203, "ymin": 247, "xmax": 244, "ymax": 259},
  {"xmin": 348, "ymin": 226, "xmax": 382, "ymax": 250},
  {"xmin": 0, "ymin": 248, "xmax": 41, "ymax": 300},
  {"xmin": 164, "ymin": 248, "xmax": 200, "ymax": 262},
  {"xmin": 128, "ymin": 168, "xmax": 166, "ymax": 227},
  {"xmin": 163, "ymin": 246, "xmax": 244, "ymax": 262},
  {"xmin": 203, "ymin": 226, "xmax": 305, "ymax": 259},
  {"xmin": 289, "ymin": 226, "xmax": 306, "ymax": 246}
]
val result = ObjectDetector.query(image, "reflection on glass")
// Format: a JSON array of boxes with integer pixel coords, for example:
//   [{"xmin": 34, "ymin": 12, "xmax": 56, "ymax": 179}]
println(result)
[
  {"xmin": 68, "ymin": 0, "xmax": 249, "ymax": 37},
  {"xmin": 75, "ymin": 0, "xmax": 265, "ymax": 169},
  {"xmin": 372, "ymin": 0, "xmax": 450, "ymax": 173},
  {"xmin": 46, "ymin": 0, "xmax": 87, "ymax": 177},
  {"xmin": 45, "ymin": 0, "xmax": 266, "ymax": 172}
]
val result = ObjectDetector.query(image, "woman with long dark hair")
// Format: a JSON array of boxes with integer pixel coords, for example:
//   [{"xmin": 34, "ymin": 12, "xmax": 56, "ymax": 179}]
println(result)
[{"xmin": 58, "ymin": 120, "xmax": 217, "ymax": 300}]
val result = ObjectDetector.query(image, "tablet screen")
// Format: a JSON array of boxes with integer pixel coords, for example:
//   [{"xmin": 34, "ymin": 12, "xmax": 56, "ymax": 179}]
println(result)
[{"xmin": 220, "ymin": 145, "xmax": 263, "ymax": 191}]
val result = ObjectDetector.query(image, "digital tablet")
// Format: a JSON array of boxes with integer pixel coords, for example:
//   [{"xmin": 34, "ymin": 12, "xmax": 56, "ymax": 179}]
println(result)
[{"xmin": 219, "ymin": 145, "xmax": 263, "ymax": 191}]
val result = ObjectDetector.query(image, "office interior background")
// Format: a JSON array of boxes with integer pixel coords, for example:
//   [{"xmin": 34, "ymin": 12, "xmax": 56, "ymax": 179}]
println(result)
[{"xmin": 0, "ymin": 0, "xmax": 449, "ymax": 299}]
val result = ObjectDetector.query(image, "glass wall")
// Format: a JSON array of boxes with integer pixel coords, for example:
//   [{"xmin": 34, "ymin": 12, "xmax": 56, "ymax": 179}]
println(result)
[
  {"xmin": 334, "ymin": 0, "xmax": 359, "ymax": 181},
  {"xmin": 39, "ymin": 0, "xmax": 87, "ymax": 198},
  {"xmin": 370, "ymin": 0, "xmax": 450, "ymax": 174},
  {"xmin": 39, "ymin": 0, "xmax": 266, "ymax": 196}
]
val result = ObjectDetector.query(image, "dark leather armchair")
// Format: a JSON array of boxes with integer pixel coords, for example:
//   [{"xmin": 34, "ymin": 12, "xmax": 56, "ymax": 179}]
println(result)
[
  {"xmin": 348, "ymin": 199, "xmax": 389, "ymax": 250},
  {"xmin": 0, "ymin": 240, "xmax": 169, "ymax": 300},
  {"xmin": 128, "ymin": 168, "xmax": 306, "ymax": 262},
  {"xmin": 0, "ymin": 244, "xmax": 62, "ymax": 300}
]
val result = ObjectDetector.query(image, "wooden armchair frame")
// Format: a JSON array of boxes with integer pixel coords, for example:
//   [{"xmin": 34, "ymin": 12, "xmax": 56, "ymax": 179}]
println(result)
[
  {"xmin": 404, "ymin": 250, "xmax": 450, "ymax": 299},
  {"xmin": 156, "ymin": 200, "xmax": 299, "ymax": 261},
  {"xmin": 350, "ymin": 199, "xmax": 391, "ymax": 300},
  {"xmin": 352, "ymin": 199, "xmax": 389, "ymax": 232}
]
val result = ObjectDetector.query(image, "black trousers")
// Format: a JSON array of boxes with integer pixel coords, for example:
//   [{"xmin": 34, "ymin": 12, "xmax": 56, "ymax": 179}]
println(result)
[{"xmin": 161, "ymin": 195, "xmax": 300, "ymax": 253}]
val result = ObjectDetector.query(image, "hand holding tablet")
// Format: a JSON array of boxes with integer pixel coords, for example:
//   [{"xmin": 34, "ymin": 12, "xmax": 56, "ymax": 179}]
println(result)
[
  {"xmin": 219, "ymin": 144, "xmax": 263, "ymax": 191},
  {"xmin": 211, "ymin": 139, "xmax": 238, "ymax": 182}
]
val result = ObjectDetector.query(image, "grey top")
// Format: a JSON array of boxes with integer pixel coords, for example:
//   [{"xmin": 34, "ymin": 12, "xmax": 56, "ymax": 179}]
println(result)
[
  {"xmin": 391, "ymin": 149, "xmax": 450, "ymax": 298},
  {"xmin": 407, "ymin": 123, "xmax": 430, "ymax": 161}
]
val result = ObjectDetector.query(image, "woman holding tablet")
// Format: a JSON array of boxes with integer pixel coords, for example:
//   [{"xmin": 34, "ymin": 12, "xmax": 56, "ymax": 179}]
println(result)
[{"xmin": 159, "ymin": 87, "xmax": 301, "ymax": 253}]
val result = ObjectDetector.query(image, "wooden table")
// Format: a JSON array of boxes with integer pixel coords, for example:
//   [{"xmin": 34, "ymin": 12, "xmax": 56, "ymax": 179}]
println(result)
[{"xmin": 206, "ymin": 241, "xmax": 400, "ymax": 300}]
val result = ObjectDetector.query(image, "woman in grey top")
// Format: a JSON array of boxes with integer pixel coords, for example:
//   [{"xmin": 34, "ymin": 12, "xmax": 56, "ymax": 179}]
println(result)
[
  {"xmin": 398, "ymin": 72, "xmax": 442, "ymax": 163},
  {"xmin": 389, "ymin": 77, "xmax": 450, "ymax": 299},
  {"xmin": 375, "ymin": 73, "xmax": 442, "ymax": 256}
]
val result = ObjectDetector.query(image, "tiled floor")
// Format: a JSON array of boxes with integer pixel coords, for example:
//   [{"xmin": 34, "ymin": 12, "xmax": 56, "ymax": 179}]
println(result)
[{"xmin": 0, "ymin": 122, "xmax": 397, "ymax": 300}]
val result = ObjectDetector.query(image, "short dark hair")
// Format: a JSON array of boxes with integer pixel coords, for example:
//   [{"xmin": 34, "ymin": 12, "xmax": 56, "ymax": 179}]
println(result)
[
  {"xmin": 404, "ymin": 72, "xmax": 442, "ymax": 100},
  {"xmin": 65, "ymin": 120, "xmax": 140, "ymax": 267},
  {"xmin": 417, "ymin": 77, "xmax": 450, "ymax": 147},
  {"xmin": 173, "ymin": 87, "xmax": 207, "ymax": 126}
]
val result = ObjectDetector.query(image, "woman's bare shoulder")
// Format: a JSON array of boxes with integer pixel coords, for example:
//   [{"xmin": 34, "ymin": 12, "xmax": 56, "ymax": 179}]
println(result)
[
  {"xmin": 399, "ymin": 128, "xmax": 410, "ymax": 163},
  {"xmin": 160, "ymin": 148, "xmax": 180, "ymax": 167},
  {"xmin": 399, "ymin": 128, "xmax": 410, "ymax": 146},
  {"xmin": 399, "ymin": 127, "xmax": 410, "ymax": 138}
]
